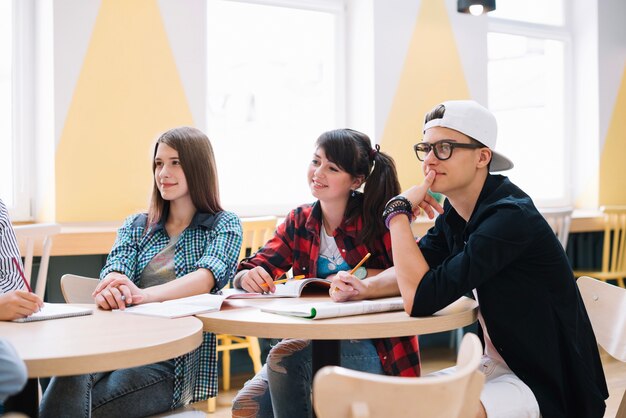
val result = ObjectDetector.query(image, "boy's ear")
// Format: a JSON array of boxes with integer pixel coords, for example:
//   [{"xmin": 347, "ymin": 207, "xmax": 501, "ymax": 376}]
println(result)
[{"xmin": 477, "ymin": 148, "xmax": 492, "ymax": 168}]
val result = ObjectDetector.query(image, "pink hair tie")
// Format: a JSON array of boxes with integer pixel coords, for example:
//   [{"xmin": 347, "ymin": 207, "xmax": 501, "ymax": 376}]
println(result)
[{"xmin": 369, "ymin": 144, "xmax": 380, "ymax": 160}]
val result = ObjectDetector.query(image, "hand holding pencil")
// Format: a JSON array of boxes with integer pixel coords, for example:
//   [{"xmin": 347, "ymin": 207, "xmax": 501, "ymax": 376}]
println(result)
[
  {"xmin": 0, "ymin": 258, "xmax": 44, "ymax": 321},
  {"xmin": 329, "ymin": 252, "xmax": 371, "ymax": 301}
]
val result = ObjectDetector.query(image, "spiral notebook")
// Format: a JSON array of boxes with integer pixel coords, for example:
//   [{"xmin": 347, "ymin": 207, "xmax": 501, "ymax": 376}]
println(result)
[
  {"xmin": 260, "ymin": 297, "xmax": 405, "ymax": 319},
  {"xmin": 13, "ymin": 302, "xmax": 93, "ymax": 323}
]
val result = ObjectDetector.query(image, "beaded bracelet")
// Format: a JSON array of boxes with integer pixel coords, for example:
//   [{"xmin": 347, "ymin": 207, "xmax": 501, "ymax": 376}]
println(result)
[
  {"xmin": 384, "ymin": 210, "xmax": 413, "ymax": 229},
  {"xmin": 383, "ymin": 195, "xmax": 414, "ymax": 229}
]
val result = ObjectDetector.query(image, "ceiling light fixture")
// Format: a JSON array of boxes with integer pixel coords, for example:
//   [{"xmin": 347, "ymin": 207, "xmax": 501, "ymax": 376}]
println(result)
[{"xmin": 457, "ymin": 0, "xmax": 496, "ymax": 16}]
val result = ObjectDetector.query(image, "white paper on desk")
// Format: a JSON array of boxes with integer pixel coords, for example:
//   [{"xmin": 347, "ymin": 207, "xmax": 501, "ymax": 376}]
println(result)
[
  {"xmin": 13, "ymin": 303, "xmax": 93, "ymax": 323},
  {"xmin": 260, "ymin": 297, "xmax": 405, "ymax": 319},
  {"xmin": 115, "ymin": 293, "xmax": 227, "ymax": 318},
  {"xmin": 222, "ymin": 278, "xmax": 331, "ymax": 299}
]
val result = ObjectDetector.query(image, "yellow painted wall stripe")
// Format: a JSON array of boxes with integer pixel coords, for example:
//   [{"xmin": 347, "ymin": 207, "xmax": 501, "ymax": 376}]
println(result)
[
  {"xmin": 55, "ymin": 0, "xmax": 194, "ymax": 222},
  {"xmin": 600, "ymin": 64, "xmax": 626, "ymax": 206},
  {"xmin": 380, "ymin": 0, "xmax": 471, "ymax": 191}
]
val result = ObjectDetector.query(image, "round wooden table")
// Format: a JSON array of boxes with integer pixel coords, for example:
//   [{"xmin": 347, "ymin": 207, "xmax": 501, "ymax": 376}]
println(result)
[
  {"xmin": 196, "ymin": 295, "xmax": 478, "ymax": 340},
  {"xmin": 1, "ymin": 305, "xmax": 204, "ymax": 417},
  {"xmin": 197, "ymin": 296, "xmax": 477, "ymax": 418}
]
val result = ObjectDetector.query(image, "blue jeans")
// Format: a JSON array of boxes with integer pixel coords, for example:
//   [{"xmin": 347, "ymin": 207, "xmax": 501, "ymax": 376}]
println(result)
[
  {"xmin": 232, "ymin": 339, "xmax": 383, "ymax": 418},
  {"xmin": 39, "ymin": 360, "xmax": 175, "ymax": 418}
]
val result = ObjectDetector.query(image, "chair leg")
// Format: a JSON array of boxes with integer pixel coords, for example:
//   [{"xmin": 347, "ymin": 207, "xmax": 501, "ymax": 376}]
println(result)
[
  {"xmin": 207, "ymin": 396, "xmax": 217, "ymax": 413},
  {"xmin": 223, "ymin": 346, "xmax": 231, "ymax": 391},
  {"xmin": 617, "ymin": 277, "xmax": 625, "ymax": 288},
  {"xmin": 246, "ymin": 336, "xmax": 263, "ymax": 373}
]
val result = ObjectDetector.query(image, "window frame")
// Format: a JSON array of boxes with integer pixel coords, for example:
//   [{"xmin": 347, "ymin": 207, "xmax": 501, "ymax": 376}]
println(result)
[
  {"xmin": 487, "ymin": 6, "xmax": 574, "ymax": 208},
  {"xmin": 4, "ymin": 0, "xmax": 35, "ymax": 221},
  {"xmin": 206, "ymin": 0, "xmax": 347, "ymax": 217}
]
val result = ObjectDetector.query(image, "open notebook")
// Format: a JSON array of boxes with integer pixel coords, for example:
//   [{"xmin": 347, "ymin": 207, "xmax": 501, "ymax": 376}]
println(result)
[
  {"xmin": 115, "ymin": 293, "xmax": 228, "ymax": 318},
  {"xmin": 260, "ymin": 296, "xmax": 405, "ymax": 319},
  {"xmin": 13, "ymin": 303, "xmax": 93, "ymax": 323},
  {"xmin": 222, "ymin": 278, "xmax": 331, "ymax": 299}
]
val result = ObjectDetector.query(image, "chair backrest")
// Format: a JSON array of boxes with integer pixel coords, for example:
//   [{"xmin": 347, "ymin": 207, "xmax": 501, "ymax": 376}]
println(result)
[
  {"xmin": 13, "ymin": 223, "xmax": 62, "ymax": 299},
  {"xmin": 577, "ymin": 276, "xmax": 626, "ymax": 362},
  {"xmin": 539, "ymin": 207, "xmax": 573, "ymax": 249},
  {"xmin": 239, "ymin": 216, "xmax": 278, "ymax": 261},
  {"xmin": 599, "ymin": 206, "xmax": 626, "ymax": 276},
  {"xmin": 313, "ymin": 333, "xmax": 485, "ymax": 418},
  {"xmin": 60, "ymin": 274, "xmax": 99, "ymax": 303}
]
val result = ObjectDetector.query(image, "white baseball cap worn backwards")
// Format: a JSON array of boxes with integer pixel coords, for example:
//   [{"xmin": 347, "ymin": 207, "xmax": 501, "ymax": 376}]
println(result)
[{"xmin": 423, "ymin": 100, "xmax": 514, "ymax": 172}]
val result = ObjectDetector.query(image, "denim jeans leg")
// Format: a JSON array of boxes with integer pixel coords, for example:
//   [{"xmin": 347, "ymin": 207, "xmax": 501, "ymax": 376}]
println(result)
[
  {"xmin": 90, "ymin": 360, "xmax": 175, "ymax": 418},
  {"xmin": 267, "ymin": 338, "xmax": 383, "ymax": 418},
  {"xmin": 39, "ymin": 360, "xmax": 175, "ymax": 418},
  {"xmin": 339, "ymin": 339, "xmax": 384, "ymax": 374},
  {"xmin": 232, "ymin": 363, "xmax": 274, "ymax": 418},
  {"xmin": 266, "ymin": 339, "xmax": 312, "ymax": 418}
]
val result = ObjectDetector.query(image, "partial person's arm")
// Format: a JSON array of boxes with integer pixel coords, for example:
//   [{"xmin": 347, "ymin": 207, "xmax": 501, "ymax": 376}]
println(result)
[
  {"xmin": 388, "ymin": 171, "xmax": 441, "ymax": 314},
  {"xmin": 95, "ymin": 212, "xmax": 242, "ymax": 310},
  {"xmin": 235, "ymin": 211, "xmax": 299, "ymax": 291},
  {"xmin": 329, "ymin": 267, "xmax": 399, "ymax": 301},
  {"xmin": 0, "ymin": 339, "xmax": 28, "ymax": 402},
  {"xmin": 94, "ymin": 268, "xmax": 216, "ymax": 309},
  {"xmin": 0, "ymin": 200, "xmax": 27, "ymax": 294}
]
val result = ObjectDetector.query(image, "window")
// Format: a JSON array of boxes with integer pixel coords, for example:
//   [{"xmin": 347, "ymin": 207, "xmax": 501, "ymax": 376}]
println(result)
[
  {"xmin": 206, "ymin": 0, "xmax": 344, "ymax": 216},
  {"xmin": 0, "ymin": 2, "xmax": 15, "ymax": 209},
  {"xmin": 488, "ymin": 0, "xmax": 570, "ymax": 206},
  {"xmin": 1, "ymin": 0, "xmax": 34, "ymax": 221}
]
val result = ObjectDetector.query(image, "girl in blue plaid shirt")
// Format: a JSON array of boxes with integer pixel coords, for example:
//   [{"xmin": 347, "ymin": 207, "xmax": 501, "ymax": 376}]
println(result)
[{"xmin": 40, "ymin": 127, "xmax": 242, "ymax": 417}]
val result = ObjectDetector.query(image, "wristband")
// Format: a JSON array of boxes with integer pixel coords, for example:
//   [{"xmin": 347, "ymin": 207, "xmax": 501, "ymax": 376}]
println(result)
[
  {"xmin": 383, "ymin": 195, "xmax": 414, "ymax": 229},
  {"xmin": 384, "ymin": 210, "xmax": 413, "ymax": 229}
]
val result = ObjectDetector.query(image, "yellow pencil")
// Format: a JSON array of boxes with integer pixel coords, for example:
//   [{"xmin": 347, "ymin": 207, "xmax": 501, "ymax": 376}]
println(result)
[
  {"xmin": 349, "ymin": 252, "xmax": 371, "ymax": 275},
  {"xmin": 330, "ymin": 253, "xmax": 372, "ymax": 295},
  {"xmin": 261, "ymin": 274, "xmax": 305, "ymax": 288}
]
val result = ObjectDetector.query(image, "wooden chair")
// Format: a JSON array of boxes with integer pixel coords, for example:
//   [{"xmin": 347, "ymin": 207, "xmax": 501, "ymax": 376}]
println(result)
[
  {"xmin": 574, "ymin": 206, "xmax": 626, "ymax": 288},
  {"xmin": 209, "ymin": 216, "xmax": 277, "ymax": 411},
  {"xmin": 313, "ymin": 333, "xmax": 485, "ymax": 418},
  {"xmin": 577, "ymin": 276, "xmax": 626, "ymax": 418},
  {"xmin": 60, "ymin": 274, "xmax": 99, "ymax": 303},
  {"xmin": 14, "ymin": 223, "xmax": 62, "ymax": 299},
  {"xmin": 539, "ymin": 206, "xmax": 573, "ymax": 249}
]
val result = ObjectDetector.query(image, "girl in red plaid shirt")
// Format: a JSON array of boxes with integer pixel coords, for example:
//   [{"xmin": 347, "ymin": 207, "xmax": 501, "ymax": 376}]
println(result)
[{"xmin": 232, "ymin": 129, "xmax": 420, "ymax": 418}]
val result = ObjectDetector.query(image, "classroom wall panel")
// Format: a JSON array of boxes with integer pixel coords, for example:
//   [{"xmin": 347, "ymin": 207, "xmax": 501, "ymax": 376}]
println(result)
[
  {"xmin": 55, "ymin": 0, "xmax": 194, "ymax": 222},
  {"xmin": 597, "ymin": 0, "xmax": 626, "ymax": 206},
  {"xmin": 45, "ymin": 0, "xmax": 626, "ymax": 222},
  {"xmin": 599, "ymin": 67, "xmax": 626, "ymax": 206},
  {"xmin": 378, "ymin": 0, "xmax": 472, "ymax": 191}
]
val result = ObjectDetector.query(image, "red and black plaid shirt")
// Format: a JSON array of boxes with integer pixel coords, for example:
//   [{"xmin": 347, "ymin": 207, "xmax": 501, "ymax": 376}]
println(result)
[{"xmin": 238, "ymin": 201, "xmax": 420, "ymax": 377}]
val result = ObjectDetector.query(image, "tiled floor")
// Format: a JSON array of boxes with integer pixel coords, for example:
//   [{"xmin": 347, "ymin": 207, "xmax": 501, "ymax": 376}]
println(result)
[{"xmin": 158, "ymin": 346, "xmax": 625, "ymax": 417}]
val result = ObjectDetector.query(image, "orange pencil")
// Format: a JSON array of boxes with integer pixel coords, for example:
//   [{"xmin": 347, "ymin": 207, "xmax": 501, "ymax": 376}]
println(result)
[
  {"xmin": 349, "ymin": 252, "xmax": 371, "ymax": 275},
  {"xmin": 261, "ymin": 274, "xmax": 306, "ymax": 288},
  {"xmin": 330, "ymin": 253, "xmax": 371, "ymax": 295}
]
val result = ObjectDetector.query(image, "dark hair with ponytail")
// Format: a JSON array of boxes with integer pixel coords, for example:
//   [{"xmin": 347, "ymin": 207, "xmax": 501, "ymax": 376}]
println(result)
[{"xmin": 315, "ymin": 129, "xmax": 401, "ymax": 247}]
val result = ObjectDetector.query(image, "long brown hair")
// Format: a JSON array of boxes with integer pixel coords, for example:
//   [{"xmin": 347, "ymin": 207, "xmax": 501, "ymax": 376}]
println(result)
[
  {"xmin": 147, "ymin": 126, "xmax": 222, "ymax": 226},
  {"xmin": 316, "ymin": 129, "xmax": 400, "ymax": 247}
]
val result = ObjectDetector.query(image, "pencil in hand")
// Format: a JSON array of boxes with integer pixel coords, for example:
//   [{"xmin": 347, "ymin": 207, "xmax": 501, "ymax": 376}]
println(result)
[
  {"xmin": 331, "ymin": 253, "xmax": 371, "ymax": 295},
  {"xmin": 261, "ymin": 274, "xmax": 305, "ymax": 288},
  {"xmin": 349, "ymin": 252, "xmax": 371, "ymax": 275},
  {"xmin": 12, "ymin": 257, "xmax": 33, "ymax": 293}
]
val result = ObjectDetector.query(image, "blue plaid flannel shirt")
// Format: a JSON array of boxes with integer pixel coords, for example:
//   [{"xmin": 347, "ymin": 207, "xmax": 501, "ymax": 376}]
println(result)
[{"xmin": 100, "ymin": 210, "xmax": 242, "ymax": 408}]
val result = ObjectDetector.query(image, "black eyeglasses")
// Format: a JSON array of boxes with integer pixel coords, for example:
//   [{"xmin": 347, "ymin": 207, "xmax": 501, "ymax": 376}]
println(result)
[{"xmin": 413, "ymin": 140, "xmax": 484, "ymax": 161}]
